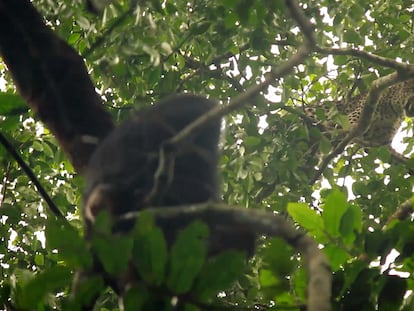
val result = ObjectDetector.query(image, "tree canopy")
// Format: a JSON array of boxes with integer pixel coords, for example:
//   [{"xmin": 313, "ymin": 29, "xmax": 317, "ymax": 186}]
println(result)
[{"xmin": 1, "ymin": 0, "xmax": 414, "ymax": 310}]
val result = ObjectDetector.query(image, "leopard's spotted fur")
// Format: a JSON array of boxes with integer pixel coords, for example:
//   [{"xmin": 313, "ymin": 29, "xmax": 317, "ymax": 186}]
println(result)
[{"xmin": 304, "ymin": 80, "xmax": 414, "ymax": 147}]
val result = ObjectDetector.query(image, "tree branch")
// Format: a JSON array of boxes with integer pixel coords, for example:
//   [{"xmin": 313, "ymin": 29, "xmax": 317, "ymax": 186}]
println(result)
[
  {"xmin": 0, "ymin": 161, "xmax": 10, "ymax": 208},
  {"xmin": 0, "ymin": 0, "xmax": 114, "ymax": 173},
  {"xmin": 317, "ymin": 47, "xmax": 414, "ymax": 73},
  {"xmin": 0, "ymin": 132, "xmax": 64, "ymax": 218},
  {"xmin": 384, "ymin": 198, "xmax": 414, "ymax": 228}
]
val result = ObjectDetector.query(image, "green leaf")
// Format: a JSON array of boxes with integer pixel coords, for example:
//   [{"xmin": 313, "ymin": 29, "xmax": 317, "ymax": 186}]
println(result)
[
  {"xmin": 133, "ymin": 210, "xmax": 156, "ymax": 235},
  {"xmin": 343, "ymin": 29, "xmax": 362, "ymax": 44},
  {"xmin": 123, "ymin": 284, "xmax": 150, "ymax": 311},
  {"xmin": 258, "ymin": 269, "xmax": 290, "ymax": 296},
  {"xmin": 319, "ymin": 135, "xmax": 332, "ymax": 154},
  {"xmin": 259, "ymin": 269, "xmax": 278, "ymax": 287},
  {"xmin": 333, "ymin": 55, "xmax": 348, "ymax": 66},
  {"xmin": 32, "ymin": 140, "xmax": 43, "ymax": 152},
  {"xmin": 42, "ymin": 141, "xmax": 54, "ymax": 158},
  {"xmin": 225, "ymin": 12, "xmax": 239, "ymax": 29},
  {"xmin": 34, "ymin": 254, "xmax": 44, "ymax": 266},
  {"xmin": 0, "ymin": 93, "xmax": 28, "ymax": 116},
  {"xmin": 322, "ymin": 188, "xmax": 349, "ymax": 238},
  {"xmin": 324, "ymin": 245, "xmax": 350, "ymax": 271},
  {"xmin": 340, "ymin": 204, "xmax": 362, "ymax": 245},
  {"xmin": 92, "ymin": 234, "xmax": 133, "ymax": 276},
  {"xmin": 287, "ymin": 203, "xmax": 324, "ymax": 239},
  {"xmin": 378, "ymin": 276, "xmax": 407, "ymax": 310},
  {"xmin": 45, "ymin": 218, "xmax": 92, "ymax": 268},
  {"xmin": 191, "ymin": 21, "xmax": 211, "ymax": 35},
  {"xmin": 193, "ymin": 251, "xmax": 245, "ymax": 301},
  {"xmin": 244, "ymin": 136, "xmax": 261, "ymax": 147},
  {"xmin": 17, "ymin": 266, "xmax": 72, "ymax": 309},
  {"xmin": 132, "ymin": 226, "xmax": 168, "ymax": 286},
  {"xmin": 167, "ymin": 221, "xmax": 208, "ymax": 294},
  {"xmin": 261, "ymin": 238, "xmax": 295, "ymax": 278},
  {"xmin": 92, "ymin": 210, "xmax": 112, "ymax": 235},
  {"xmin": 68, "ymin": 275, "xmax": 104, "ymax": 309},
  {"xmin": 0, "ymin": 283, "xmax": 11, "ymax": 305}
]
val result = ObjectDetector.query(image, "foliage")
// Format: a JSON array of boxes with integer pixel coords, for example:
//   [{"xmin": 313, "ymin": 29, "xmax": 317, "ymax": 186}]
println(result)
[{"xmin": 1, "ymin": 0, "xmax": 414, "ymax": 310}]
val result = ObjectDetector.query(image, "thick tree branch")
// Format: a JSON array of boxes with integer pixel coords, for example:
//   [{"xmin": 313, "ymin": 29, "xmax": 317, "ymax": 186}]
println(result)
[
  {"xmin": 0, "ymin": 0, "xmax": 114, "ymax": 173},
  {"xmin": 119, "ymin": 202, "xmax": 332, "ymax": 311}
]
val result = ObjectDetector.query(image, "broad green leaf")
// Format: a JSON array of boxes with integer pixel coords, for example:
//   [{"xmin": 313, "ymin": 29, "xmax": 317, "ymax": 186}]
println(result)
[
  {"xmin": 287, "ymin": 203, "xmax": 324, "ymax": 240},
  {"xmin": 193, "ymin": 251, "xmax": 245, "ymax": 301},
  {"xmin": 324, "ymin": 245, "xmax": 350, "ymax": 271},
  {"xmin": 322, "ymin": 188, "xmax": 349, "ymax": 238},
  {"xmin": 68, "ymin": 276, "xmax": 104, "ymax": 310},
  {"xmin": 261, "ymin": 238, "xmax": 295, "ymax": 278},
  {"xmin": 133, "ymin": 226, "xmax": 168, "ymax": 286},
  {"xmin": 45, "ymin": 218, "xmax": 92, "ymax": 268},
  {"xmin": 17, "ymin": 266, "xmax": 72, "ymax": 310},
  {"xmin": 167, "ymin": 221, "xmax": 208, "ymax": 294},
  {"xmin": 340, "ymin": 204, "xmax": 362, "ymax": 245},
  {"xmin": 0, "ymin": 93, "xmax": 28, "ymax": 116},
  {"xmin": 378, "ymin": 276, "xmax": 407, "ymax": 311},
  {"xmin": 34, "ymin": 254, "xmax": 44, "ymax": 266},
  {"xmin": 92, "ymin": 234, "xmax": 133, "ymax": 276},
  {"xmin": 343, "ymin": 29, "xmax": 362, "ymax": 44},
  {"xmin": 244, "ymin": 136, "xmax": 261, "ymax": 147},
  {"xmin": 133, "ymin": 210, "xmax": 156, "ymax": 235},
  {"xmin": 32, "ymin": 140, "xmax": 43, "ymax": 152},
  {"xmin": 258, "ymin": 269, "xmax": 290, "ymax": 297},
  {"xmin": 123, "ymin": 284, "xmax": 150, "ymax": 311},
  {"xmin": 259, "ymin": 269, "xmax": 278, "ymax": 287}
]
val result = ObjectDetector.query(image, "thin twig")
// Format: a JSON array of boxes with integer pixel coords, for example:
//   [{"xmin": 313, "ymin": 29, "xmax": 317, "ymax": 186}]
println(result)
[
  {"xmin": 0, "ymin": 162, "xmax": 10, "ymax": 207},
  {"xmin": 0, "ymin": 132, "xmax": 64, "ymax": 218}
]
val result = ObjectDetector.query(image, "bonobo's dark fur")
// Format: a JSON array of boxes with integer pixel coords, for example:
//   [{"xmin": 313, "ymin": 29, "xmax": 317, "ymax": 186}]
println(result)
[{"xmin": 83, "ymin": 94, "xmax": 255, "ymax": 255}]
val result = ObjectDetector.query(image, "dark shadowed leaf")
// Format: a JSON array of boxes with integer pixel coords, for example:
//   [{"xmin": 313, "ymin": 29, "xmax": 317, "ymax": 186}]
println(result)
[
  {"xmin": 0, "ymin": 93, "xmax": 28, "ymax": 115},
  {"xmin": 167, "ymin": 221, "xmax": 208, "ymax": 294},
  {"xmin": 193, "ymin": 250, "xmax": 245, "ymax": 301}
]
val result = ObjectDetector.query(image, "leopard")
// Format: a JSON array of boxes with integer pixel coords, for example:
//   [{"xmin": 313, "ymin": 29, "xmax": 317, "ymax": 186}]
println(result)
[{"xmin": 303, "ymin": 79, "xmax": 414, "ymax": 148}]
